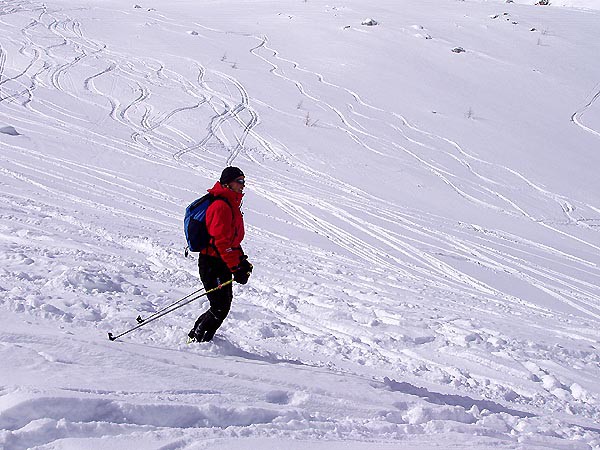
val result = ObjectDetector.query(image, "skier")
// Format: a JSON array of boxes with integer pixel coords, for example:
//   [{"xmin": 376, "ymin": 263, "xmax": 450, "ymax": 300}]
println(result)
[{"xmin": 188, "ymin": 166, "xmax": 253, "ymax": 342}]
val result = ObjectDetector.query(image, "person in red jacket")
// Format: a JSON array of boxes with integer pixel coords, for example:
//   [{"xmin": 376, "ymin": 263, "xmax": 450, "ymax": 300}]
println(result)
[{"xmin": 189, "ymin": 166, "xmax": 253, "ymax": 342}]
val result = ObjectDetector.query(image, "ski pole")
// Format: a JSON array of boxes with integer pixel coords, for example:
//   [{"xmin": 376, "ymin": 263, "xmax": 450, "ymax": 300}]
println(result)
[
  {"xmin": 108, "ymin": 279, "xmax": 233, "ymax": 342},
  {"xmin": 135, "ymin": 286, "xmax": 205, "ymax": 324}
]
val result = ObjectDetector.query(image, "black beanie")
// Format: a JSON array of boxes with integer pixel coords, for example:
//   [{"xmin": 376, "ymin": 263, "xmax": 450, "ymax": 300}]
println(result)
[{"xmin": 219, "ymin": 166, "xmax": 244, "ymax": 185}]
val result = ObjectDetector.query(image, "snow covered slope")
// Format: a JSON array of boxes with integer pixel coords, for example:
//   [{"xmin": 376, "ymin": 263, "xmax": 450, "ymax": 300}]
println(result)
[
  {"xmin": 1, "ymin": 0, "xmax": 599, "ymax": 448},
  {"xmin": 509, "ymin": 0, "xmax": 600, "ymax": 10}
]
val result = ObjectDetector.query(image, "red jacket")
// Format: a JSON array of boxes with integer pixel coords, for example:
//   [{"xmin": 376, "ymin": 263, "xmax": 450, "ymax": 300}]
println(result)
[{"xmin": 201, "ymin": 181, "xmax": 245, "ymax": 271}]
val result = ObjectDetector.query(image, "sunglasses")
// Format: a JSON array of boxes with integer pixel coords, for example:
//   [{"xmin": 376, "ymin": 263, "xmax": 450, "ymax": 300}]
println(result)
[{"xmin": 233, "ymin": 178, "xmax": 245, "ymax": 185}]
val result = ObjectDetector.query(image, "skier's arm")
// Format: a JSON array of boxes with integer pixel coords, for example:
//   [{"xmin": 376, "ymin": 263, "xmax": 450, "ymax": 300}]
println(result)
[{"xmin": 206, "ymin": 201, "xmax": 244, "ymax": 270}]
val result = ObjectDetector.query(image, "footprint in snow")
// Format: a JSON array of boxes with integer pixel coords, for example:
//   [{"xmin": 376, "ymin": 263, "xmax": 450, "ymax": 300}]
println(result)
[
  {"xmin": 411, "ymin": 25, "xmax": 432, "ymax": 40},
  {"xmin": 265, "ymin": 390, "xmax": 310, "ymax": 406},
  {"xmin": 265, "ymin": 390, "xmax": 291, "ymax": 405}
]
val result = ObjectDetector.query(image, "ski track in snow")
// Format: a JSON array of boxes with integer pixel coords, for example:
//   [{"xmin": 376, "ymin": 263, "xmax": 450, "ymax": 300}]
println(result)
[
  {"xmin": 1, "ymin": 1, "xmax": 600, "ymax": 448},
  {"xmin": 571, "ymin": 81, "xmax": 600, "ymax": 139}
]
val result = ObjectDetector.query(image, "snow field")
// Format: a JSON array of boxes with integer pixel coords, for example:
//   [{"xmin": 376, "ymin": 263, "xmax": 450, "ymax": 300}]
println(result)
[{"xmin": 1, "ymin": 0, "xmax": 600, "ymax": 448}]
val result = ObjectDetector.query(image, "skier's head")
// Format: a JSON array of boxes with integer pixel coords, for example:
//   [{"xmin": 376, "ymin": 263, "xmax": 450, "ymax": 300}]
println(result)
[{"xmin": 219, "ymin": 166, "xmax": 245, "ymax": 193}]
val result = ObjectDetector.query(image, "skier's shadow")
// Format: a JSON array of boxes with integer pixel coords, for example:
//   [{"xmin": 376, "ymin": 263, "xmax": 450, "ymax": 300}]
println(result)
[{"xmin": 211, "ymin": 336, "xmax": 304, "ymax": 366}]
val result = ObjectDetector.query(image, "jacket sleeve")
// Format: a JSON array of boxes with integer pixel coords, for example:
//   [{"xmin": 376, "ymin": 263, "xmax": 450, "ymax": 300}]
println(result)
[{"xmin": 206, "ymin": 200, "xmax": 244, "ymax": 271}]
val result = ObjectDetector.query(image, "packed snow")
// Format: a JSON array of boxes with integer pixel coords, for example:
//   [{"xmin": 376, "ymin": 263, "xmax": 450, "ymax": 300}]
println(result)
[{"xmin": 1, "ymin": 0, "xmax": 599, "ymax": 448}]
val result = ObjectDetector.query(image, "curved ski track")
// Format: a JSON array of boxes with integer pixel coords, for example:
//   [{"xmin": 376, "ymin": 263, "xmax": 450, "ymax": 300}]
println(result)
[{"xmin": 571, "ymin": 81, "xmax": 600, "ymax": 139}]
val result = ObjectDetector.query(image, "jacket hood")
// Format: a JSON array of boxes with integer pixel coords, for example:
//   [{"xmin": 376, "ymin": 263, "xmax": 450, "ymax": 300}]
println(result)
[{"xmin": 207, "ymin": 181, "xmax": 243, "ymax": 206}]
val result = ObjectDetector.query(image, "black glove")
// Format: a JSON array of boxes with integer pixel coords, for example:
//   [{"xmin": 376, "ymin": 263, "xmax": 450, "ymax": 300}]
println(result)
[{"xmin": 233, "ymin": 257, "xmax": 253, "ymax": 285}]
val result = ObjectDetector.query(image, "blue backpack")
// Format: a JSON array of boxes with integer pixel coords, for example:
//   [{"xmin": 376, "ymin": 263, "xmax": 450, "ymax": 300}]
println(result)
[{"xmin": 184, "ymin": 194, "xmax": 229, "ymax": 255}]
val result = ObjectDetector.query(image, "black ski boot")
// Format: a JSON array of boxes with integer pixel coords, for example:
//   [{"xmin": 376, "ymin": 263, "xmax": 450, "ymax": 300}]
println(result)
[{"xmin": 189, "ymin": 310, "xmax": 223, "ymax": 343}]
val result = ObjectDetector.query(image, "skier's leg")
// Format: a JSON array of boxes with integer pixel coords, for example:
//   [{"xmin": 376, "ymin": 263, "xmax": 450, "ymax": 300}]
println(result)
[
  {"xmin": 190, "ymin": 310, "xmax": 220, "ymax": 342},
  {"xmin": 191, "ymin": 255, "xmax": 233, "ymax": 341}
]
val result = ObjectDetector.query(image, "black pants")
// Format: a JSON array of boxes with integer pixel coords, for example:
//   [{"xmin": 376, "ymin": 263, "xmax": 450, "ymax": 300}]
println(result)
[{"xmin": 189, "ymin": 254, "xmax": 233, "ymax": 342}]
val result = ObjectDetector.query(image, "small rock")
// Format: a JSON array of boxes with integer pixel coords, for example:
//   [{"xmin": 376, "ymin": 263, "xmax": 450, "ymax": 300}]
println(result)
[
  {"xmin": 0, "ymin": 125, "xmax": 21, "ymax": 136},
  {"xmin": 361, "ymin": 18, "xmax": 378, "ymax": 26},
  {"xmin": 451, "ymin": 47, "xmax": 466, "ymax": 53},
  {"xmin": 134, "ymin": 4, "xmax": 141, "ymax": 8}
]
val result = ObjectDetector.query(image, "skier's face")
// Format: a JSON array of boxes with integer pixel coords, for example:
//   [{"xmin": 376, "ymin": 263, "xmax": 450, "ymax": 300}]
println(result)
[{"xmin": 229, "ymin": 177, "xmax": 245, "ymax": 194}]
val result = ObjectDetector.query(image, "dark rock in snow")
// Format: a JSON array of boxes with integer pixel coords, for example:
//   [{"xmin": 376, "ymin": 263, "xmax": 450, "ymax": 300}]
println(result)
[
  {"xmin": 0, "ymin": 126, "xmax": 21, "ymax": 136},
  {"xmin": 362, "ymin": 18, "xmax": 378, "ymax": 26}
]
